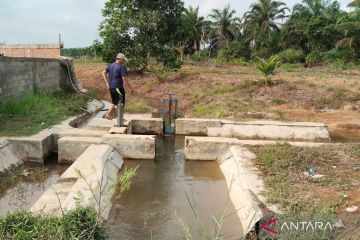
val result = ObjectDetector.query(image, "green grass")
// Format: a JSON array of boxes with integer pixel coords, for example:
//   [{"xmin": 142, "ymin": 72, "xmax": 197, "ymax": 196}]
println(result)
[
  {"xmin": 192, "ymin": 99, "xmax": 248, "ymax": 120},
  {"xmin": 348, "ymin": 144, "xmax": 360, "ymax": 158},
  {"xmin": 0, "ymin": 207, "xmax": 107, "ymax": 240},
  {"xmin": 252, "ymin": 144, "xmax": 338, "ymax": 215},
  {"xmin": 125, "ymin": 99, "xmax": 150, "ymax": 113},
  {"xmin": 271, "ymin": 97, "xmax": 288, "ymax": 105},
  {"xmin": 280, "ymin": 63, "xmax": 303, "ymax": 70},
  {"xmin": 0, "ymin": 90, "xmax": 97, "ymax": 136}
]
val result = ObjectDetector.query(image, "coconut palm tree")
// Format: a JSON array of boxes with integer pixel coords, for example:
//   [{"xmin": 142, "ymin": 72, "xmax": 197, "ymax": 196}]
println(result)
[
  {"xmin": 208, "ymin": 5, "xmax": 240, "ymax": 50},
  {"xmin": 293, "ymin": 0, "xmax": 340, "ymax": 17},
  {"xmin": 293, "ymin": 0, "xmax": 324, "ymax": 16},
  {"xmin": 243, "ymin": 0, "xmax": 289, "ymax": 53},
  {"xmin": 336, "ymin": 1, "xmax": 360, "ymax": 56},
  {"xmin": 183, "ymin": 6, "xmax": 208, "ymax": 53}
]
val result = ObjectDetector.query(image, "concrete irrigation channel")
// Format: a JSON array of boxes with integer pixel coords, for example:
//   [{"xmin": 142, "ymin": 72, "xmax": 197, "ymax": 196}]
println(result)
[{"xmin": 0, "ymin": 99, "xmax": 332, "ymax": 238}]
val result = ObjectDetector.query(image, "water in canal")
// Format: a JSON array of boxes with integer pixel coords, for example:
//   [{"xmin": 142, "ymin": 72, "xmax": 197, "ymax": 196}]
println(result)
[
  {"xmin": 107, "ymin": 136, "xmax": 243, "ymax": 240},
  {"xmin": 0, "ymin": 155, "xmax": 68, "ymax": 216}
]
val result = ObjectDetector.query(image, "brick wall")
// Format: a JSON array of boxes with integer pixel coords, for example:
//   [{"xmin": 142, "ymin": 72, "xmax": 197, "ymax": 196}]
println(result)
[
  {"xmin": 0, "ymin": 44, "xmax": 61, "ymax": 59},
  {"xmin": 0, "ymin": 57, "xmax": 77, "ymax": 100}
]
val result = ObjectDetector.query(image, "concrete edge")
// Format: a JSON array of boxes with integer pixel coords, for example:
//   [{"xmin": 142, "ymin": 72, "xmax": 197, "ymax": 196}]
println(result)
[
  {"xmin": 0, "ymin": 140, "xmax": 23, "ymax": 173},
  {"xmin": 31, "ymin": 144, "xmax": 124, "ymax": 220}
]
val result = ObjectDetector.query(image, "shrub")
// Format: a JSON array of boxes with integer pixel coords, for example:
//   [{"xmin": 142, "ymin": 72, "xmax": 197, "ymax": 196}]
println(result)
[
  {"xmin": 305, "ymin": 51, "xmax": 323, "ymax": 67},
  {"xmin": 321, "ymin": 48, "xmax": 357, "ymax": 63},
  {"xmin": 217, "ymin": 40, "xmax": 251, "ymax": 63},
  {"xmin": 190, "ymin": 52, "xmax": 208, "ymax": 62},
  {"xmin": 276, "ymin": 48, "xmax": 305, "ymax": 64},
  {"xmin": 162, "ymin": 50, "xmax": 182, "ymax": 70}
]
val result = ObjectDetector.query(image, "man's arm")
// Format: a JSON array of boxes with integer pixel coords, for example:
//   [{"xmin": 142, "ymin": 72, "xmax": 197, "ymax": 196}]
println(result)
[{"xmin": 102, "ymin": 69, "xmax": 110, "ymax": 89}]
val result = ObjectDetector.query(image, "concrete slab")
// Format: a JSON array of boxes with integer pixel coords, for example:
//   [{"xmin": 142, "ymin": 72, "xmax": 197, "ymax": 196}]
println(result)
[
  {"xmin": 218, "ymin": 146, "xmax": 280, "ymax": 235},
  {"xmin": 60, "ymin": 144, "xmax": 115, "ymax": 179},
  {"xmin": 185, "ymin": 137, "xmax": 327, "ymax": 161},
  {"xmin": 236, "ymin": 139, "xmax": 327, "ymax": 147},
  {"xmin": 0, "ymin": 140, "xmax": 23, "ymax": 173},
  {"xmin": 185, "ymin": 137, "xmax": 243, "ymax": 161},
  {"xmin": 7, "ymin": 130, "xmax": 55, "ymax": 163},
  {"xmin": 221, "ymin": 120, "xmax": 326, "ymax": 127},
  {"xmin": 87, "ymin": 118, "xmax": 115, "ymax": 131},
  {"xmin": 58, "ymin": 137, "xmax": 102, "ymax": 163},
  {"xmin": 129, "ymin": 118, "xmax": 163, "ymax": 135},
  {"xmin": 111, "ymin": 113, "xmax": 153, "ymax": 126},
  {"xmin": 109, "ymin": 127, "xmax": 127, "ymax": 135},
  {"xmin": 102, "ymin": 134, "xmax": 156, "ymax": 159},
  {"xmin": 31, "ymin": 144, "xmax": 124, "ymax": 219},
  {"xmin": 55, "ymin": 129, "xmax": 107, "ymax": 140},
  {"xmin": 176, "ymin": 118, "xmax": 222, "ymax": 136},
  {"xmin": 208, "ymin": 121, "xmax": 330, "ymax": 141}
]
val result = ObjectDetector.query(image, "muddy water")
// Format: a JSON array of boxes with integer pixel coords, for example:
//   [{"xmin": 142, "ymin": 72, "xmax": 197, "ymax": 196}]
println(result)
[
  {"xmin": 0, "ymin": 156, "xmax": 68, "ymax": 216},
  {"xmin": 107, "ymin": 136, "xmax": 243, "ymax": 240}
]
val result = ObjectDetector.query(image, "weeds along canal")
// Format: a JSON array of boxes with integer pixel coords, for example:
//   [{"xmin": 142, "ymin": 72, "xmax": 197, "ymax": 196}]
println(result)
[{"xmin": 107, "ymin": 136, "xmax": 243, "ymax": 240}]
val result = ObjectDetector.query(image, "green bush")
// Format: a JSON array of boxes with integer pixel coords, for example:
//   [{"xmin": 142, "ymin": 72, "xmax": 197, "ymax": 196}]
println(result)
[
  {"xmin": 276, "ymin": 48, "xmax": 305, "ymax": 64},
  {"xmin": 305, "ymin": 51, "xmax": 323, "ymax": 67},
  {"xmin": 190, "ymin": 52, "xmax": 208, "ymax": 62},
  {"xmin": 0, "ymin": 207, "xmax": 107, "ymax": 240},
  {"xmin": 162, "ymin": 50, "xmax": 182, "ymax": 70},
  {"xmin": 321, "ymin": 48, "xmax": 357, "ymax": 63},
  {"xmin": 217, "ymin": 40, "xmax": 251, "ymax": 63}
]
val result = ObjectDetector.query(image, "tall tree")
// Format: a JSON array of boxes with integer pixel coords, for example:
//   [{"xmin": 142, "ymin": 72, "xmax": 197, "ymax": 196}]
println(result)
[
  {"xmin": 99, "ymin": 0, "xmax": 184, "ymax": 68},
  {"xmin": 243, "ymin": 0, "xmax": 289, "ymax": 56},
  {"xmin": 282, "ymin": 0, "xmax": 343, "ymax": 53},
  {"xmin": 293, "ymin": 0, "xmax": 341, "ymax": 17},
  {"xmin": 208, "ymin": 5, "xmax": 240, "ymax": 50},
  {"xmin": 336, "ymin": 1, "xmax": 360, "ymax": 58},
  {"xmin": 183, "ymin": 6, "xmax": 208, "ymax": 53}
]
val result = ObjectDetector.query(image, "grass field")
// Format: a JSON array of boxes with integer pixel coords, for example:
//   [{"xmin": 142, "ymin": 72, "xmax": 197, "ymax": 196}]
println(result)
[{"xmin": 0, "ymin": 90, "xmax": 96, "ymax": 136}]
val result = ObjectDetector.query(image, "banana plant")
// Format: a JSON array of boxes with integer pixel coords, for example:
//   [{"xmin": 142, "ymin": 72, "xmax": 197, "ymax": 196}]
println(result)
[{"xmin": 256, "ymin": 56, "xmax": 279, "ymax": 87}]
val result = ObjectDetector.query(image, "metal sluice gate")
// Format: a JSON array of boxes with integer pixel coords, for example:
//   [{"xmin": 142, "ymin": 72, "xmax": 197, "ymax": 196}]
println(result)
[{"xmin": 161, "ymin": 93, "xmax": 178, "ymax": 134}]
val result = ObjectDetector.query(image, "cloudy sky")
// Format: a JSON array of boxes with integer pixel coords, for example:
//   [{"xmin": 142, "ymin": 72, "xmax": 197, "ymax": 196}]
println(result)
[{"xmin": 0, "ymin": 0, "xmax": 352, "ymax": 48}]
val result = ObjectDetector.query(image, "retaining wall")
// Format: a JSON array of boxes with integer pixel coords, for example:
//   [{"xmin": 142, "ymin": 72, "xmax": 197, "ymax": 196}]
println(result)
[
  {"xmin": 208, "ymin": 121, "xmax": 330, "ymax": 141},
  {"xmin": 0, "ymin": 56, "xmax": 83, "ymax": 99}
]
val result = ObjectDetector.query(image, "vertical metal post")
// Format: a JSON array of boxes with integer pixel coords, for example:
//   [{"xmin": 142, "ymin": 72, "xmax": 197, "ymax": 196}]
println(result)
[
  {"xmin": 118, "ymin": 102, "xmax": 124, "ymax": 127},
  {"xmin": 168, "ymin": 94, "xmax": 172, "ymax": 130},
  {"xmin": 162, "ymin": 93, "xmax": 178, "ymax": 134},
  {"xmin": 117, "ymin": 94, "xmax": 124, "ymax": 127}
]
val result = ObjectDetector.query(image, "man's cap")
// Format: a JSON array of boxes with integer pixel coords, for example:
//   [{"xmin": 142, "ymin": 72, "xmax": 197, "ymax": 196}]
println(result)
[{"xmin": 116, "ymin": 53, "xmax": 128, "ymax": 61}]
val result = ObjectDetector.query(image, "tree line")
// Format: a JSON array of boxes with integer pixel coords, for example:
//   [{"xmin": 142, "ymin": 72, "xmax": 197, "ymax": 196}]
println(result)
[{"xmin": 80, "ymin": 0, "xmax": 360, "ymax": 69}]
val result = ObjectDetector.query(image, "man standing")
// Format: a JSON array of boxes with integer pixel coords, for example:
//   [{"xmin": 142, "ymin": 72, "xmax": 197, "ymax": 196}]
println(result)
[{"xmin": 102, "ymin": 53, "xmax": 134, "ymax": 120}]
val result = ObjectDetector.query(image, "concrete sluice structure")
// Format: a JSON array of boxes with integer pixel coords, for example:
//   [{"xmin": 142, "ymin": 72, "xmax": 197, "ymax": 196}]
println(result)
[{"xmin": 0, "ymin": 99, "xmax": 332, "ymax": 237}]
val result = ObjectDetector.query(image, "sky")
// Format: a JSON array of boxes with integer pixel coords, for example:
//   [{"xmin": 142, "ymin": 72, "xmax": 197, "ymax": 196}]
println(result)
[{"xmin": 0, "ymin": 0, "xmax": 352, "ymax": 48}]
